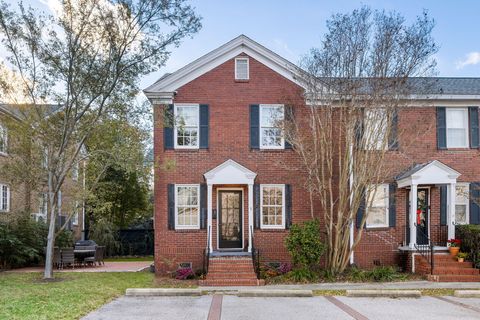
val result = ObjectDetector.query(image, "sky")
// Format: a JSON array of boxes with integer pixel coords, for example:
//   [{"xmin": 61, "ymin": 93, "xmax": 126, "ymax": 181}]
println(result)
[{"xmin": 13, "ymin": 0, "xmax": 480, "ymax": 91}]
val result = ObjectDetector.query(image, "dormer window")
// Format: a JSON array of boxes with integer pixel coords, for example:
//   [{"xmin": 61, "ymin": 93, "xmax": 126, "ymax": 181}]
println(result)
[{"xmin": 235, "ymin": 57, "xmax": 249, "ymax": 80}]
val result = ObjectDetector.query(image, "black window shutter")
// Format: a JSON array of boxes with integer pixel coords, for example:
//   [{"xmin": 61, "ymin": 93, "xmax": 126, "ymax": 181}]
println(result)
[
  {"xmin": 167, "ymin": 184, "xmax": 175, "ymax": 230},
  {"xmin": 355, "ymin": 109, "xmax": 365, "ymax": 148},
  {"xmin": 284, "ymin": 105, "xmax": 293, "ymax": 149},
  {"xmin": 356, "ymin": 188, "xmax": 366, "ymax": 228},
  {"xmin": 199, "ymin": 104, "xmax": 209, "ymax": 149},
  {"xmin": 388, "ymin": 109, "xmax": 399, "ymax": 151},
  {"xmin": 200, "ymin": 183, "xmax": 207, "ymax": 229},
  {"xmin": 436, "ymin": 107, "xmax": 447, "ymax": 150},
  {"xmin": 388, "ymin": 183, "xmax": 396, "ymax": 227},
  {"xmin": 440, "ymin": 185, "xmax": 447, "ymax": 226},
  {"xmin": 470, "ymin": 183, "xmax": 480, "ymax": 225},
  {"xmin": 250, "ymin": 105, "xmax": 260, "ymax": 149},
  {"xmin": 254, "ymin": 184, "xmax": 260, "ymax": 228},
  {"xmin": 469, "ymin": 107, "xmax": 479, "ymax": 149},
  {"xmin": 164, "ymin": 104, "xmax": 174, "ymax": 150},
  {"xmin": 285, "ymin": 184, "xmax": 292, "ymax": 228}
]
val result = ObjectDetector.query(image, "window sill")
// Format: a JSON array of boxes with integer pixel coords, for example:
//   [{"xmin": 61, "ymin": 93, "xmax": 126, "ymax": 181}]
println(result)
[
  {"xmin": 253, "ymin": 148, "xmax": 289, "ymax": 152},
  {"xmin": 441, "ymin": 147, "xmax": 473, "ymax": 151},
  {"xmin": 0, "ymin": 152, "xmax": 8, "ymax": 157},
  {"xmin": 365, "ymin": 226, "xmax": 391, "ymax": 231},
  {"xmin": 173, "ymin": 228, "xmax": 203, "ymax": 233},
  {"xmin": 234, "ymin": 79, "xmax": 249, "ymax": 83},
  {"xmin": 259, "ymin": 227, "xmax": 287, "ymax": 232}
]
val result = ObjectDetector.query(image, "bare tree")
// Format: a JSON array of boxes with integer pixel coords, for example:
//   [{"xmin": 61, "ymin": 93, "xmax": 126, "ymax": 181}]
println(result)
[
  {"xmin": 0, "ymin": 0, "xmax": 201, "ymax": 279},
  {"xmin": 284, "ymin": 7, "xmax": 437, "ymax": 274}
]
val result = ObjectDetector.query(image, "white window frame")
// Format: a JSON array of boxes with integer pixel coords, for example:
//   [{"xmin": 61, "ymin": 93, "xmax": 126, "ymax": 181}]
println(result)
[
  {"xmin": 446, "ymin": 108, "xmax": 469, "ymax": 148},
  {"xmin": 455, "ymin": 183, "xmax": 470, "ymax": 225},
  {"xmin": 260, "ymin": 104, "xmax": 285, "ymax": 150},
  {"xmin": 0, "ymin": 184, "xmax": 10, "ymax": 212},
  {"xmin": 174, "ymin": 104, "xmax": 200, "ymax": 149},
  {"xmin": 235, "ymin": 57, "xmax": 249, "ymax": 80},
  {"xmin": 0, "ymin": 124, "xmax": 8, "ymax": 155},
  {"xmin": 364, "ymin": 108, "xmax": 388, "ymax": 151},
  {"xmin": 366, "ymin": 184, "xmax": 389, "ymax": 228},
  {"xmin": 175, "ymin": 184, "xmax": 200, "ymax": 230},
  {"xmin": 260, "ymin": 184, "xmax": 286, "ymax": 229},
  {"xmin": 39, "ymin": 192, "xmax": 48, "ymax": 217},
  {"xmin": 72, "ymin": 200, "xmax": 79, "ymax": 225}
]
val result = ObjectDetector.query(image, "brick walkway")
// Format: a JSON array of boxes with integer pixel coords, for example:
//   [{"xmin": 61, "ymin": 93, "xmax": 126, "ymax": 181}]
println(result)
[{"xmin": 7, "ymin": 261, "xmax": 152, "ymax": 273}]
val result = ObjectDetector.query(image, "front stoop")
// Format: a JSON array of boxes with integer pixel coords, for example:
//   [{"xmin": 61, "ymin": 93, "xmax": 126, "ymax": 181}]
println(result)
[
  {"xmin": 416, "ymin": 254, "xmax": 480, "ymax": 282},
  {"xmin": 199, "ymin": 256, "xmax": 264, "ymax": 286}
]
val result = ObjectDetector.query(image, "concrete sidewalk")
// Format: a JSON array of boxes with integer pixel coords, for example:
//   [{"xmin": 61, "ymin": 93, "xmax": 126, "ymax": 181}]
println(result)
[{"xmin": 199, "ymin": 281, "xmax": 480, "ymax": 291}]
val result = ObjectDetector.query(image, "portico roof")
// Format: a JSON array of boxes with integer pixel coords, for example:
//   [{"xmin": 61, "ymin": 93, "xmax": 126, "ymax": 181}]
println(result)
[
  {"xmin": 204, "ymin": 159, "xmax": 256, "ymax": 185},
  {"xmin": 396, "ymin": 160, "xmax": 461, "ymax": 188}
]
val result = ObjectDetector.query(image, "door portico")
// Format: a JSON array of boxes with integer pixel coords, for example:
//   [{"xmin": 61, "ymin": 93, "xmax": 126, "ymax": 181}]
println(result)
[
  {"xmin": 204, "ymin": 159, "xmax": 257, "ymax": 252},
  {"xmin": 396, "ymin": 160, "xmax": 461, "ymax": 248}
]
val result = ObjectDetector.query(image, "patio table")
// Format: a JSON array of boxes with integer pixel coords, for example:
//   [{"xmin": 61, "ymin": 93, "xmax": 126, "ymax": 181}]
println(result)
[{"xmin": 74, "ymin": 249, "xmax": 96, "ymax": 261}]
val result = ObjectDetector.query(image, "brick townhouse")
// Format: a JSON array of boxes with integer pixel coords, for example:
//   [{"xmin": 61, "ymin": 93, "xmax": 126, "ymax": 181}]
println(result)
[
  {"xmin": 0, "ymin": 104, "xmax": 85, "ymax": 240},
  {"xmin": 145, "ymin": 35, "xmax": 480, "ymax": 285}
]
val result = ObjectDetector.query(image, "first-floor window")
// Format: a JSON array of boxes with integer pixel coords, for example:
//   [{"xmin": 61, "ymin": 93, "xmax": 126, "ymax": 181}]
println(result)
[
  {"xmin": 0, "ymin": 184, "xmax": 9, "ymax": 212},
  {"xmin": 175, "ymin": 185, "xmax": 200, "ymax": 229},
  {"xmin": 366, "ymin": 184, "xmax": 389, "ymax": 228},
  {"xmin": 72, "ymin": 201, "xmax": 79, "ymax": 225},
  {"xmin": 260, "ymin": 184, "xmax": 285, "ymax": 229},
  {"xmin": 455, "ymin": 183, "xmax": 469, "ymax": 225}
]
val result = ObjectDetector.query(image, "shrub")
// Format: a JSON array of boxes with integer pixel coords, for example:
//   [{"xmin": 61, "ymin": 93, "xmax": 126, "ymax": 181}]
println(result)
[
  {"xmin": 175, "ymin": 267, "xmax": 194, "ymax": 280},
  {"xmin": 456, "ymin": 224, "xmax": 480, "ymax": 268},
  {"xmin": 284, "ymin": 219, "xmax": 325, "ymax": 270},
  {"xmin": 287, "ymin": 268, "xmax": 318, "ymax": 282},
  {"xmin": 89, "ymin": 219, "xmax": 120, "ymax": 256},
  {"xmin": 344, "ymin": 266, "xmax": 407, "ymax": 282}
]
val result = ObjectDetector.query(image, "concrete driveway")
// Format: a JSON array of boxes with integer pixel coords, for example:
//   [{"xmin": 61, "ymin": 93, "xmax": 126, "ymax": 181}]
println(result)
[{"xmin": 83, "ymin": 295, "xmax": 480, "ymax": 320}]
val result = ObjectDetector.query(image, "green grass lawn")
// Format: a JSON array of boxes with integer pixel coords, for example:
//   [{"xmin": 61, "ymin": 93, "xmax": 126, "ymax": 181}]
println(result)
[{"xmin": 0, "ymin": 272, "xmax": 157, "ymax": 320}]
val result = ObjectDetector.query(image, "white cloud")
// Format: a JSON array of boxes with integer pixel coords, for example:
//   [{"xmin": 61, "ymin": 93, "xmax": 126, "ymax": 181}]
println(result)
[
  {"xmin": 456, "ymin": 52, "xmax": 480, "ymax": 69},
  {"xmin": 38, "ymin": 0, "xmax": 62, "ymax": 16}
]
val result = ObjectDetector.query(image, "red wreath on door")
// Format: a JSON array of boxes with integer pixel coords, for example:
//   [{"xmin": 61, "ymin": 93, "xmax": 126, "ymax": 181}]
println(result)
[{"xmin": 416, "ymin": 209, "xmax": 422, "ymax": 225}]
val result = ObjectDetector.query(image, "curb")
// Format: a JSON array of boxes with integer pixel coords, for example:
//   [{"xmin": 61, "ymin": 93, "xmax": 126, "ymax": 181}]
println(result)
[
  {"xmin": 237, "ymin": 289, "xmax": 313, "ymax": 297},
  {"xmin": 454, "ymin": 290, "xmax": 480, "ymax": 298},
  {"xmin": 125, "ymin": 288, "xmax": 202, "ymax": 296},
  {"xmin": 346, "ymin": 290, "xmax": 421, "ymax": 298}
]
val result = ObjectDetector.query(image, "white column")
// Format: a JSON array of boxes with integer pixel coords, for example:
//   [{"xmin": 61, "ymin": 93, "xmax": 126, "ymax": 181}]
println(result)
[
  {"xmin": 207, "ymin": 184, "xmax": 213, "ymax": 252},
  {"xmin": 447, "ymin": 183, "xmax": 456, "ymax": 241},
  {"xmin": 409, "ymin": 184, "xmax": 418, "ymax": 249},
  {"xmin": 248, "ymin": 183, "xmax": 254, "ymax": 253}
]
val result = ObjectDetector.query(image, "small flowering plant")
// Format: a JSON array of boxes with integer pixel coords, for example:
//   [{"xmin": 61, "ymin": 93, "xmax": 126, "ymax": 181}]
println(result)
[
  {"xmin": 175, "ymin": 267, "xmax": 194, "ymax": 280},
  {"xmin": 447, "ymin": 238, "xmax": 461, "ymax": 247}
]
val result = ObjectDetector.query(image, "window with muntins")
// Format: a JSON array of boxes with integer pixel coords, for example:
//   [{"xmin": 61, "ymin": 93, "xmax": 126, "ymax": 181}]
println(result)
[
  {"xmin": 260, "ymin": 184, "xmax": 285, "ymax": 229},
  {"xmin": 174, "ymin": 104, "xmax": 199, "ymax": 148},
  {"xmin": 235, "ymin": 57, "xmax": 249, "ymax": 80},
  {"xmin": 364, "ymin": 108, "xmax": 387, "ymax": 150},
  {"xmin": 260, "ymin": 104, "xmax": 284, "ymax": 149},
  {"xmin": 455, "ymin": 183, "xmax": 469, "ymax": 225},
  {"xmin": 0, "ymin": 184, "xmax": 9, "ymax": 212},
  {"xmin": 0, "ymin": 124, "xmax": 7, "ymax": 154},
  {"xmin": 366, "ymin": 184, "xmax": 389, "ymax": 228},
  {"xmin": 175, "ymin": 185, "xmax": 200, "ymax": 229},
  {"xmin": 446, "ymin": 108, "xmax": 469, "ymax": 148}
]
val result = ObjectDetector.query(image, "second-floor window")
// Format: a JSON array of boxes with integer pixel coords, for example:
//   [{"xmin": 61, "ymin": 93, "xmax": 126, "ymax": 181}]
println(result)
[
  {"xmin": 364, "ymin": 108, "xmax": 387, "ymax": 150},
  {"xmin": 174, "ymin": 104, "xmax": 199, "ymax": 148},
  {"xmin": 446, "ymin": 108, "xmax": 469, "ymax": 148},
  {"xmin": 260, "ymin": 104, "xmax": 284, "ymax": 149},
  {"xmin": 0, "ymin": 124, "xmax": 7, "ymax": 154}
]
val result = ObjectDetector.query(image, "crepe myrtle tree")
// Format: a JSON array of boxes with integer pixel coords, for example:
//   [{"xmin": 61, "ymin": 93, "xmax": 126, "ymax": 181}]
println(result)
[
  {"xmin": 283, "ymin": 7, "xmax": 438, "ymax": 274},
  {"xmin": 0, "ymin": 0, "xmax": 201, "ymax": 279}
]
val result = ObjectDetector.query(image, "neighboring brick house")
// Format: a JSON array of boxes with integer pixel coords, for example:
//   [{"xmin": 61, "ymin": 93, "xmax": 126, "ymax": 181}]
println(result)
[
  {"xmin": 145, "ymin": 35, "xmax": 480, "ymax": 284},
  {"xmin": 0, "ymin": 104, "xmax": 85, "ymax": 240}
]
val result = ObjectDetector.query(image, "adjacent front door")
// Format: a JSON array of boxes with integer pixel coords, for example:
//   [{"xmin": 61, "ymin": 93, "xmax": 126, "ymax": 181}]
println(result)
[
  {"xmin": 218, "ymin": 191, "xmax": 242, "ymax": 249},
  {"xmin": 407, "ymin": 188, "xmax": 430, "ymax": 245}
]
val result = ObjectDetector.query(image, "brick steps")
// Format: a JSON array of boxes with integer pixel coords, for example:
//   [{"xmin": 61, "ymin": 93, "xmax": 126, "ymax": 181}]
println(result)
[
  {"xmin": 416, "ymin": 254, "xmax": 480, "ymax": 282},
  {"xmin": 428, "ymin": 274, "xmax": 480, "ymax": 282},
  {"xmin": 201, "ymin": 256, "xmax": 263, "ymax": 287},
  {"xmin": 432, "ymin": 267, "xmax": 480, "ymax": 275}
]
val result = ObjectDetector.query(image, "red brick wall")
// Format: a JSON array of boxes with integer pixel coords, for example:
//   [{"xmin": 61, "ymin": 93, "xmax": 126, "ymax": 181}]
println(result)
[{"xmin": 154, "ymin": 53, "xmax": 480, "ymax": 273}]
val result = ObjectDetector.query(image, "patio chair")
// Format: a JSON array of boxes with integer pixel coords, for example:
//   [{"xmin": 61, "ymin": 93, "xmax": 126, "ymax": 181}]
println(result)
[
  {"xmin": 61, "ymin": 248, "xmax": 75, "ymax": 269},
  {"xmin": 84, "ymin": 246, "xmax": 105, "ymax": 266},
  {"xmin": 53, "ymin": 247, "xmax": 61, "ymax": 269}
]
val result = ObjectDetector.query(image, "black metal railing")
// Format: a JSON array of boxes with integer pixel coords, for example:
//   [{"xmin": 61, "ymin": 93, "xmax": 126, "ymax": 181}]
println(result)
[
  {"xmin": 250, "ymin": 226, "xmax": 260, "ymax": 279},
  {"xmin": 203, "ymin": 226, "xmax": 211, "ymax": 275},
  {"xmin": 413, "ymin": 223, "xmax": 435, "ymax": 274}
]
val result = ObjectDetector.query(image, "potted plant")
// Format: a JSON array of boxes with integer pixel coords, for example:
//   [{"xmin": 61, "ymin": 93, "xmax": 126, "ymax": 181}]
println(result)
[
  {"xmin": 457, "ymin": 252, "xmax": 468, "ymax": 263},
  {"xmin": 447, "ymin": 239, "xmax": 461, "ymax": 256}
]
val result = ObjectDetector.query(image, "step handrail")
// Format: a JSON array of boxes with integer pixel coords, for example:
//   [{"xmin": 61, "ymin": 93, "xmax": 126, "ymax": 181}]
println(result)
[{"xmin": 414, "ymin": 223, "xmax": 435, "ymax": 274}]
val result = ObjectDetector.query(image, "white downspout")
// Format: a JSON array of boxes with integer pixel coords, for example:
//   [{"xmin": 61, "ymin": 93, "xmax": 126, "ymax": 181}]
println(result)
[{"xmin": 349, "ymin": 142, "xmax": 355, "ymax": 265}]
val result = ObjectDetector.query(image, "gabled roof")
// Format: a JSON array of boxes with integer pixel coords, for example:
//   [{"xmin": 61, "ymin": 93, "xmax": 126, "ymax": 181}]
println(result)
[
  {"xmin": 396, "ymin": 160, "xmax": 461, "ymax": 188},
  {"xmin": 204, "ymin": 159, "xmax": 256, "ymax": 184},
  {"xmin": 144, "ymin": 35, "xmax": 306, "ymax": 100}
]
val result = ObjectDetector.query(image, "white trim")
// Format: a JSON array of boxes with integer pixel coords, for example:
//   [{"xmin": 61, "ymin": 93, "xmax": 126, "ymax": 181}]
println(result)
[
  {"xmin": 235, "ymin": 57, "xmax": 249, "ymax": 80},
  {"xmin": 174, "ymin": 184, "xmax": 201, "ymax": 230},
  {"xmin": 260, "ymin": 184, "xmax": 286, "ymax": 229},
  {"xmin": 259, "ymin": 104, "xmax": 285, "ymax": 149},
  {"xmin": 365, "ymin": 184, "xmax": 389, "ymax": 229},
  {"xmin": 446, "ymin": 107, "xmax": 469, "ymax": 148},
  {"xmin": 397, "ymin": 160, "xmax": 461, "ymax": 188},
  {"xmin": 0, "ymin": 184, "xmax": 9, "ymax": 212},
  {"xmin": 204, "ymin": 159, "xmax": 256, "ymax": 185},
  {"xmin": 174, "ymin": 103, "xmax": 200, "ymax": 149},
  {"xmin": 216, "ymin": 188, "xmax": 244, "ymax": 250},
  {"xmin": 144, "ymin": 35, "xmax": 305, "ymax": 97}
]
